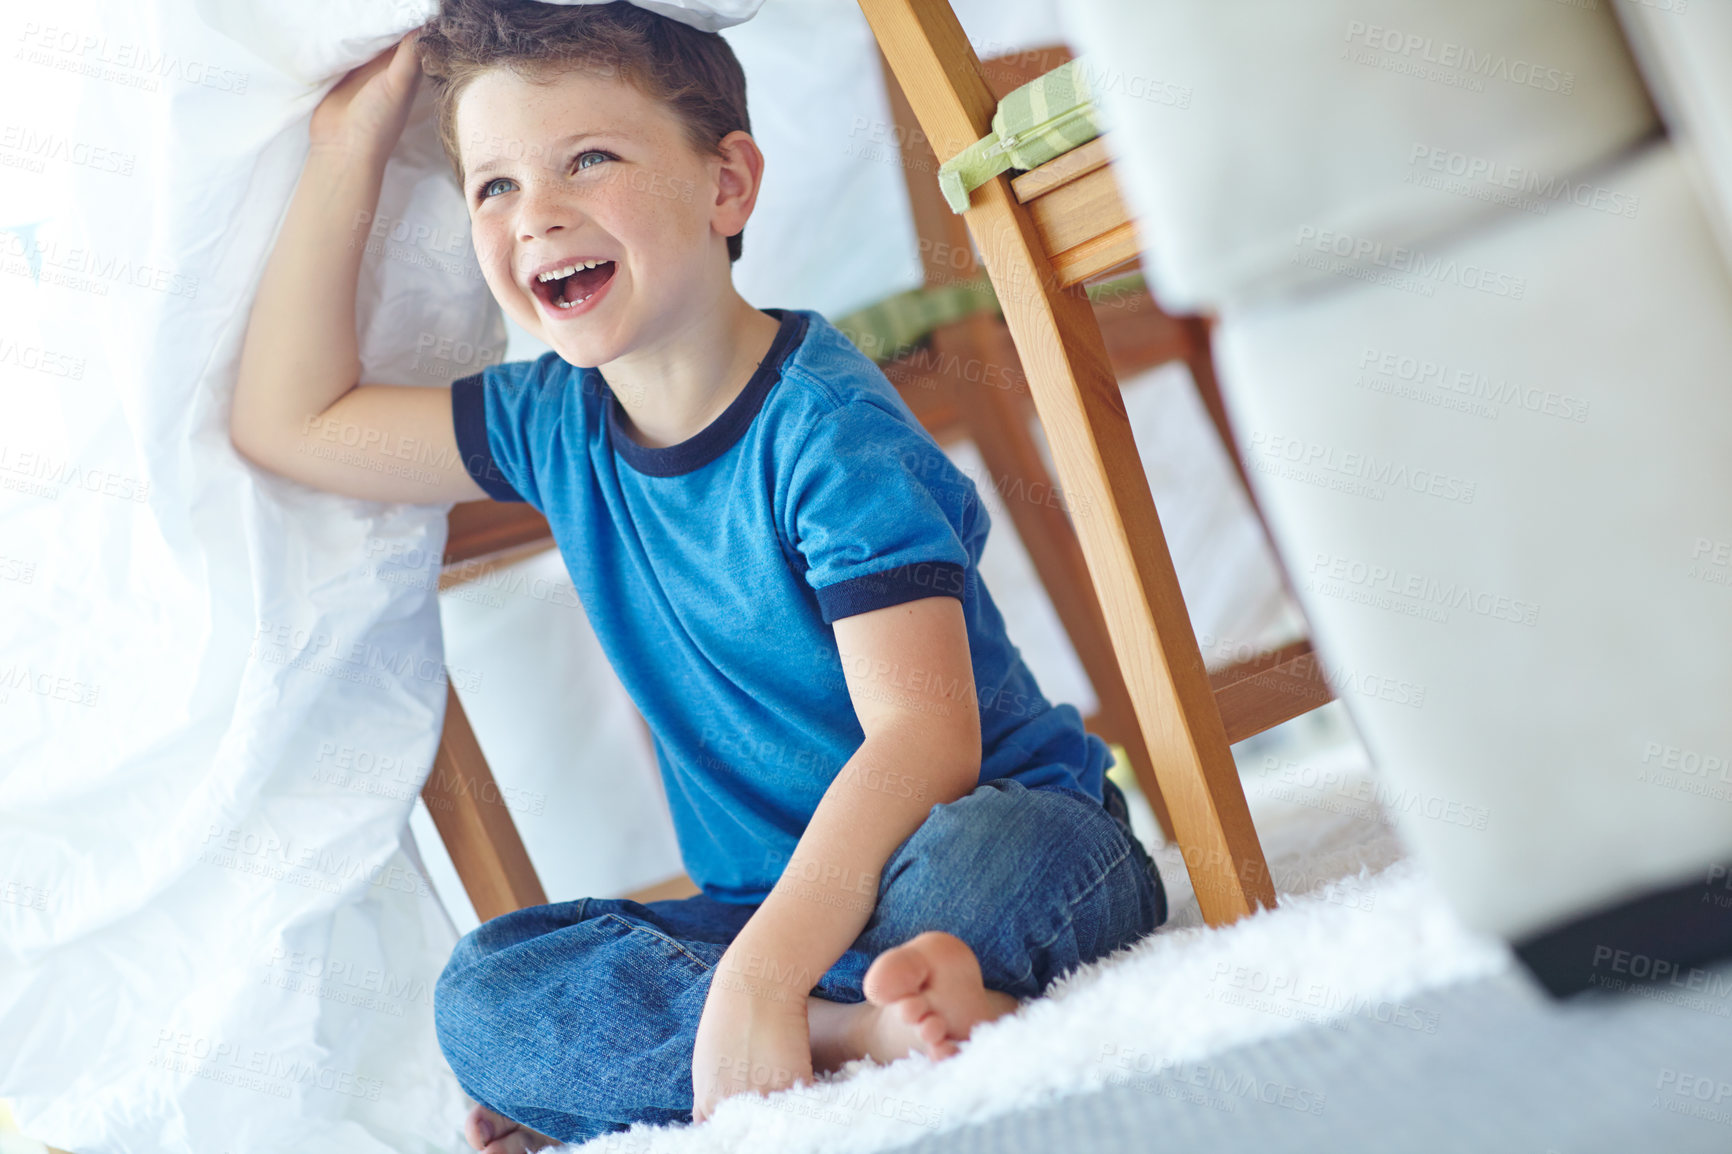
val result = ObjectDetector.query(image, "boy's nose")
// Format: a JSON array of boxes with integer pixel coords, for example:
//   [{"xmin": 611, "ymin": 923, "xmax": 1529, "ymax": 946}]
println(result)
[{"xmin": 516, "ymin": 183, "xmax": 583, "ymax": 243}]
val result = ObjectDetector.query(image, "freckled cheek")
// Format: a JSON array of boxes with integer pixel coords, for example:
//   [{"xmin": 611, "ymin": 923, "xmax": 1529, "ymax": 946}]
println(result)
[
  {"xmin": 635, "ymin": 191, "xmax": 706, "ymax": 256},
  {"xmin": 471, "ymin": 229, "xmax": 515, "ymax": 294}
]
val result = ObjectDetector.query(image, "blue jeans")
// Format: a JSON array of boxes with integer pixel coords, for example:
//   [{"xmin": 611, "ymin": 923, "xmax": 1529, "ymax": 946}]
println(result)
[{"xmin": 433, "ymin": 776, "xmax": 1166, "ymax": 1145}]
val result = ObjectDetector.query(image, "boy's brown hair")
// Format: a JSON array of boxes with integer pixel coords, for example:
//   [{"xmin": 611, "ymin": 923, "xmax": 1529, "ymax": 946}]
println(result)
[{"xmin": 418, "ymin": 0, "xmax": 753, "ymax": 262}]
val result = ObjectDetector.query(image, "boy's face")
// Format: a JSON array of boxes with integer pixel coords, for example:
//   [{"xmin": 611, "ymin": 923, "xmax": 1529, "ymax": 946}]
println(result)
[{"xmin": 455, "ymin": 64, "xmax": 732, "ymax": 368}]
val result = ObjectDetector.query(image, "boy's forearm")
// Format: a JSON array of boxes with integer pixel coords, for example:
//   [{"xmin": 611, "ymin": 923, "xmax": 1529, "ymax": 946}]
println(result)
[
  {"xmin": 721, "ymin": 730, "xmax": 978, "ymax": 996},
  {"xmin": 231, "ymin": 145, "xmax": 388, "ymax": 459}
]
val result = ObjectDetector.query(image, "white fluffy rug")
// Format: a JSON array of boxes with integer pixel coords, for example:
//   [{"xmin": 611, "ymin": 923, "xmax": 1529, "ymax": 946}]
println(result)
[{"xmin": 565, "ymin": 731, "xmax": 1513, "ymax": 1153}]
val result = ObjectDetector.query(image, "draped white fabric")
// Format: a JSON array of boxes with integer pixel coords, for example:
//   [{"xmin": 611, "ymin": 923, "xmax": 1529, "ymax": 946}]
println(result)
[{"xmin": 1, "ymin": 2, "xmax": 499, "ymax": 1148}]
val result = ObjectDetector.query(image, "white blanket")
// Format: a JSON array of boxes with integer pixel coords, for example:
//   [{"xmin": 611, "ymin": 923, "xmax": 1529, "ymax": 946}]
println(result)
[{"xmin": 0, "ymin": 0, "xmax": 498, "ymax": 1148}]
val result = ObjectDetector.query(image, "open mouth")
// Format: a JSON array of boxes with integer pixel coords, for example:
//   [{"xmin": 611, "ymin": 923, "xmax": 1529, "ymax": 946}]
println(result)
[{"xmin": 532, "ymin": 260, "xmax": 617, "ymax": 310}]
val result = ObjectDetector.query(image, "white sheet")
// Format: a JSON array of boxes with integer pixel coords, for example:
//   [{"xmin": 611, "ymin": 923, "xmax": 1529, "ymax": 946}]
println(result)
[{"xmin": 0, "ymin": 0, "xmax": 495, "ymax": 1148}]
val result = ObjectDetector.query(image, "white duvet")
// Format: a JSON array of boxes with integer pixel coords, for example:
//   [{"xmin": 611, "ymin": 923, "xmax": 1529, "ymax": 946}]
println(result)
[{"xmin": 0, "ymin": 0, "xmax": 499, "ymax": 1149}]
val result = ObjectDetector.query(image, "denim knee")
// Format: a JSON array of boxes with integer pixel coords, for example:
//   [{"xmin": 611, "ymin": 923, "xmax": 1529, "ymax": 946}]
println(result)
[
  {"xmin": 874, "ymin": 777, "xmax": 1164, "ymax": 997},
  {"xmin": 439, "ymin": 926, "xmax": 489, "ymax": 991},
  {"xmin": 433, "ymin": 970, "xmax": 484, "ymax": 1103},
  {"xmin": 432, "ymin": 901, "xmax": 587, "ymax": 1098},
  {"xmin": 433, "ymin": 928, "xmax": 502, "ymax": 1097},
  {"xmin": 432, "ymin": 954, "xmax": 627, "ymax": 1148}
]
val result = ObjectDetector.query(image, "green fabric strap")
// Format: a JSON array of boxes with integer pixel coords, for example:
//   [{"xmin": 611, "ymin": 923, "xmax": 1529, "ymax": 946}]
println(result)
[
  {"xmin": 937, "ymin": 58, "xmax": 1102, "ymax": 214},
  {"xmin": 830, "ymin": 278, "xmax": 998, "ymax": 364},
  {"xmin": 832, "ymin": 269, "xmax": 1146, "ymax": 366}
]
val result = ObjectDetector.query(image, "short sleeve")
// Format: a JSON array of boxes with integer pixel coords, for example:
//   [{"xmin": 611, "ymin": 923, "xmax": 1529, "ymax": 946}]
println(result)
[
  {"xmin": 785, "ymin": 399, "xmax": 972, "ymax": 624},
  {"xmin": 450, "ymin": 354, "xmax": 567, "ymax": 508}
]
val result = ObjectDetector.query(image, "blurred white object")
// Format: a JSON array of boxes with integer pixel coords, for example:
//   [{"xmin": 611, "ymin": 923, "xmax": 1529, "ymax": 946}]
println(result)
[
  {"xmin": 1062, "ymin": 0, "xmax": 1732, "ymax": 979},
  {"xmin": 1615, "ymin": 0, "xmax": 1732, "ymax": 271}
]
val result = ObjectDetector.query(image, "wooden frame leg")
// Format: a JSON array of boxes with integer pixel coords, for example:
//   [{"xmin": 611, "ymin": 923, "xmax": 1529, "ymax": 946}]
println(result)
[
  {"xmin": 421, "ymin": 679, "xmax": 547, "ymax": 923},
  {"xmin": 860, "ymin": 0, "xmax": 1275, "ymax": 924}
]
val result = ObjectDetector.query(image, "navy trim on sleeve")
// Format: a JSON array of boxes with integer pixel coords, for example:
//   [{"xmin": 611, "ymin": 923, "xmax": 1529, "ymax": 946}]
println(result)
[
  {"xmin": 813, "ymin": 560, "xmax": 967, "ymax": 624},
  {"xmin": 451, "ymin": 371, "xmax": 525, "ymax": 503}
]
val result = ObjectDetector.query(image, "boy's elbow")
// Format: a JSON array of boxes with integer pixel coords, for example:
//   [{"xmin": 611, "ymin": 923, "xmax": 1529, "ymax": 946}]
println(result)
[
  {"xmin": 227, "ymin": 420, "xmax": 266, "ymax": 469},
  {"xmin": 929, "ymin": 732, "xmax": 982, "ymax": 804},
  {"xmin": 228, "ymin": 388, "xmax": 263, "ymax": 460},
  {"xmin": 947, "ymin": 749, "xmax": 983, "ymax": 801},
  {"xmin": 228, "ymin": 416, "xmax": 285, "ymax": 477}
]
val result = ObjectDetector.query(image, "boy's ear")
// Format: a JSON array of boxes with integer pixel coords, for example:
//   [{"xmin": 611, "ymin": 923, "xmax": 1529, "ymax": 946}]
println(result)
[{"xmin": 710, "ymin": 130, "xmax": 763, "ymax": 248}]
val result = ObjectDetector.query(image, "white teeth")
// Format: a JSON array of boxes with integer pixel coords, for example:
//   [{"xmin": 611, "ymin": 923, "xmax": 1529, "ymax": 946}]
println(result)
[{"xmin": 536, "ymin": 259, "xmax": 606, "ymax": 282}]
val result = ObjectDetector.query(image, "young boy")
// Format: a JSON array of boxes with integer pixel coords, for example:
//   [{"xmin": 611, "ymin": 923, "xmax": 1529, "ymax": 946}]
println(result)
[{"xmin": 230, "ymin": 2, "xmax": 1166, "ymax": 1148}]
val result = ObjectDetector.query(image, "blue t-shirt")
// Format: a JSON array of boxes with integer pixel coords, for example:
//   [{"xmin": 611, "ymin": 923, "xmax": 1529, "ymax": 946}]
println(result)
[{"xmin": 451, "ymin": 307, "xmax": 1111, "ymax": 903}]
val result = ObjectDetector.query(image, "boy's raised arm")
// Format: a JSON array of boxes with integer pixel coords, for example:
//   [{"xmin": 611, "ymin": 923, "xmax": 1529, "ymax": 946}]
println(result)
[{"xmin": 230, "ymin": 31, "xmax": 489, "ymax": 506}]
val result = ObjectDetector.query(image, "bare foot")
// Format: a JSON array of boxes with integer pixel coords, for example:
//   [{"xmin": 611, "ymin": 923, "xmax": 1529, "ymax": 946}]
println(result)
[
  {"xmin": 464, "ymin": 1103, "xmax": 559, "ymax": 1154},
  {"xmin": 810, "ymin": 931, "xmax": 1019, "ymax": 1070}
]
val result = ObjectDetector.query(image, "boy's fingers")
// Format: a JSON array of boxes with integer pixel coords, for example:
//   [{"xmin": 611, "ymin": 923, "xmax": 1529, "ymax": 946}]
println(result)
[
  {"xmin": 333, "ymin": 42, "xmax": 394, "ymax": 93},
  {"xmin": 388, "ymin": 30, "xmax": 424, "ymax": 89},
  {"xmin": 353, "ymin": 30, "xmax": 416, "ymax": 82}
]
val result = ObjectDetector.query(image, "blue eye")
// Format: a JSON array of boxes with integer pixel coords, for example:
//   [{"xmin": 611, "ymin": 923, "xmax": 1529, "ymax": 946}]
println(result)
[{"xmin": 475, "ymin": 150, "xmax": 613, "ymax": 204}]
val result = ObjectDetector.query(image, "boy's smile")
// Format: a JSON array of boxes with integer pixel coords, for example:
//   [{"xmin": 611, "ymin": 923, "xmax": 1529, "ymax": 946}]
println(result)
[
  {"xmin": 455, "ymin": 65, "xmax": 733, "ymax": 370},
  {"xmin": 529, "ymin": 255, "xmax": 617, "ymax": 316}
]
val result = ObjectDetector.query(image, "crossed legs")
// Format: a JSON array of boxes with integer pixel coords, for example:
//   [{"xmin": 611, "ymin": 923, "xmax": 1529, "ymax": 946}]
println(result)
[{"xmin": 437, "ymin": 776, "xmax": 1166, "ymax": 1149}]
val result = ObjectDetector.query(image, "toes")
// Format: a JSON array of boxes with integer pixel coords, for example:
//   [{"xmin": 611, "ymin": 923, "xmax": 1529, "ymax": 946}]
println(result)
[
  {"xmin": 465, "ymin": 1105, "xmax": 499, "ymax": 1150},
  {"xmin": 864, "ymin": 931, "xmax": 980, "ymax": 1005},
  {"xmin": 464, "ymin": 1104, "xmax": 556, "ymax": 1154},
  {"xmin": 862, "ymin": 932, "xmax": 1008, "ymax": 1065},
  {"xmin": 895, "ymin": 992, "xmax": 933, "ymax": 1027},
  {"xmin": 863, "ymin": 943, "xmax": 931, "ymax": 1006},
  {"xmin": 911, "ymin": 1004, "xmax": 964, "ymax": 1061},
  {"xmin": 915, "ymin": 1013, "xmax": 948, "ymax": 1047}
]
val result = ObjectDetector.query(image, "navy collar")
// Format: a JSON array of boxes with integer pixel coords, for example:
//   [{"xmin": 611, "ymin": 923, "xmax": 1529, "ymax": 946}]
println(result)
[{"xmin": 604, "ymin": 309, "xmax": 808, "ymax": 477}]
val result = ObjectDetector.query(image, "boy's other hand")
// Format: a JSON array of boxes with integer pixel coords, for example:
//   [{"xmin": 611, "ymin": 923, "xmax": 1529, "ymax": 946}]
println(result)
[
  {"xmin": 690, "ymin": 957, "xmax": 814, "ymax": 1124},
  {"xmin": 309, "ymin": 29, "xmax": 424, "ymax": 164}
]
